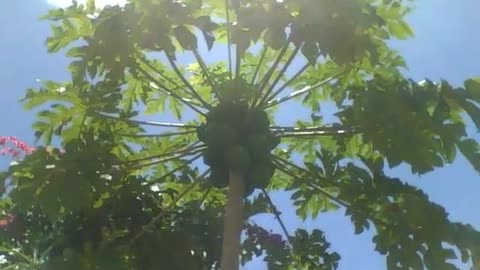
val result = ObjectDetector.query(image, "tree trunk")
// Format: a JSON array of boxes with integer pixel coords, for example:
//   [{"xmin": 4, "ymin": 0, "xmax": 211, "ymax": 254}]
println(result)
[{"xmin": 220, "ymin": 170, "xmax": 245, "ymax": 270}]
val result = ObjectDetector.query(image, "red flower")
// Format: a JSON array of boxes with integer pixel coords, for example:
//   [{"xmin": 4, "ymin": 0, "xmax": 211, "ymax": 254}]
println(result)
[{"xmin": 0, "ymin": 214, "xmax": 15, "ymax": 228}]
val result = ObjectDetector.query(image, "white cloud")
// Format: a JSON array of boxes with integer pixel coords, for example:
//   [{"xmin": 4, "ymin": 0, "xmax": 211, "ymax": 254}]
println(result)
[{"xmin": 46, "ymin": 0, "xmax": 127, "ymax": 8}]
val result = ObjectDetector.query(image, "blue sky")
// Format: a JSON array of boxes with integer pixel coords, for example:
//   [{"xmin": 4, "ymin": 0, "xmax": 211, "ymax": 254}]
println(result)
[{"xmin": 0, "ymin": 1, "xmax": 479, "ymax": 269}]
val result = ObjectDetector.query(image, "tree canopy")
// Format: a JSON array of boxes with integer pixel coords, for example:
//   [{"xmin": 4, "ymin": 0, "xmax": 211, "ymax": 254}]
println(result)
[{"xmin": 1, "ymin": 0, "xmax": 480, "ymax": 269}]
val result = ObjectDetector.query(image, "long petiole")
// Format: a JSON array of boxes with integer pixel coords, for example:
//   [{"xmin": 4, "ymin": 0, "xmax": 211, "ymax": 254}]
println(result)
[
  {"xmin": 271, "ymin": 125, "xmax": 362, "ymax": 137},
  {"xmin": 139, "ymin": 58, "xmax": 187, "ymax": 94},
  {"xmin": 148, "ymin": 153, "xmax": 203, "ymax": 185},
  {"xmin": 274, "ymin": 131, "xmax": 360, "ymax": 138},
  {"xmin": 139, "ymin": 58, "xmax": 209, "ymax": 106},
  {"xmin": 250, "ymin": 46, "xmax": 268, "ymax": 86},
  {"xmin": 125, "ymin": 143, "xmax": 205, "ymax": 166},
  {"xmin": 165, "ymin": 55, "xmax": 212, "ymax": 109},
  {"xmin": 91, "ymin": 112, "xmax": 198, "ymax": 128},
  {"xmin": 257, "ymin": 46, "xmax": 301, "ymax": 108},
  {"xmin": 272, "ymin": 159, "xmax": 348, "ymax": 208},
  {"xmin": 192, "ymin": 48, "xmax": 219, "ymax": 98},
  {"xmin": 137, "ymin": 66, "xmax": 208, "ymax": 116},
  {"xmin": 251, "ymin": 37, "xmax": 292, "ymax": 108},
  {"xmin": 264, "ymin": 71, "xmax": 345, "ymax": 109},
  {"xmin": 127, "ymin": 148, "xmax": 205, "ymax": 171},
  {"xmin": 264, "ymin": 61, "xmax": 311, "ymax": 105},
  {"xmin": 116, "ymin": 130, "xmax": 196, "ymax": 138}
]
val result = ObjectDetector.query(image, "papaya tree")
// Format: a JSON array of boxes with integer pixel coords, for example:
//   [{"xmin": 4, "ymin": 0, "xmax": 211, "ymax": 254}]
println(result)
[{"xmin": 1, "ymin": 0, "xmax": 480, "ymax": 269}]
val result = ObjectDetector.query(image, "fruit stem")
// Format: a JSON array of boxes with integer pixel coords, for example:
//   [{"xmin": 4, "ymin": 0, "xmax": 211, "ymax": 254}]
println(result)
[{"xmin": 220, "ymin": 170, "xmax": 245, "ymax": 270}]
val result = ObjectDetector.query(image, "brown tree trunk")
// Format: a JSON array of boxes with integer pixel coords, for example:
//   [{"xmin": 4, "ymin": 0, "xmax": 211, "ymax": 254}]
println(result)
[{"xmin": 220, "ymin": 170, "xmax": 245, "ymax": 270}]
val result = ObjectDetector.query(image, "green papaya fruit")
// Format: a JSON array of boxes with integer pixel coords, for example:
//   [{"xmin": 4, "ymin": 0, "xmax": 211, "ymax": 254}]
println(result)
[
  {"xmin": 248, "ymin": 110, "xmax": 270, "ymax": 134},
  {"xmin": 226, "ymin": 144, "xmax": 251, "ymax": 173},
  {"xmin": 209, "ymin": 167, "xmax": 229, "ymax": 188},
  {"xmin": 248, "ymin": 163, "xmax": 275, "ymax": 189},
  {"xmin": 236, "ymin": 100, "xmax": 249, "ymax": 116},
  {"xmin": 196, "ymin": 124, "xmax": 208, "ymax": 142},
  {"xmin": 206, "ymin": 104, "xmax": 230, "ymax": 122},
  {"xmin": 202, "ymin": 148, "xmax": 223, "ymax": 167},
  {"xmin": 206, "ymin": 123, "xmax": 237, "ymax": 146},
  {"xmin": 206, "ymin": 108, "xmax": 219, "ymax": 122},
  {"xmin": 223, "ymin": 103, "xmax": 242, "ymax": 123},
  {"xmin": 246, "ymin": 134, "xmax": 269, "ymax": 153},
  {"xmin": 267, "ymin": 134, "xmax": 281, "ymax": 150}
]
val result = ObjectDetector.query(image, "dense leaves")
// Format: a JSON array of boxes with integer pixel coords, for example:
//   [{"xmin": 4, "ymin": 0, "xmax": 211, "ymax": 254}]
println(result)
[
  {"xmin": 243, "ymin": 224, "xmax": 340, "ymax": 270},
  {"xmin": 1, "ymin": 0, "xmax": 480, "ymax": 269}
]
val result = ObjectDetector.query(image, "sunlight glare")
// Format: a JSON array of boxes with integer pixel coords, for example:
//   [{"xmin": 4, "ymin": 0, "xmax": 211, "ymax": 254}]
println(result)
[{"xmin": 46, "ymin": 0, "xmax": 127, "ymax": 8}]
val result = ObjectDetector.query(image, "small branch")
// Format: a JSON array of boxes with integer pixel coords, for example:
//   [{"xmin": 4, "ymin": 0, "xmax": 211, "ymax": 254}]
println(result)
[
  {"xmin": 260, "ymin": 188, "xmax": 291, "ymax": 240},
  {"xmin": 91, "ymin": 112, "xmax": 198, "ymax": 128},
  {"xmin": 264, "ymin": 71, "xmax": 346, "ymax": 109}
]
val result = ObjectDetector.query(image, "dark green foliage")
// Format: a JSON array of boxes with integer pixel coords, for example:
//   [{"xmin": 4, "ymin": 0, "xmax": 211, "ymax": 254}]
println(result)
[
  {"xmin": 243, "ymin": 224, "xmax": 340, "ymax": 270},
  {"xmin": 209, "ymin": 166, "xmax": 229, "ymax": 188}
]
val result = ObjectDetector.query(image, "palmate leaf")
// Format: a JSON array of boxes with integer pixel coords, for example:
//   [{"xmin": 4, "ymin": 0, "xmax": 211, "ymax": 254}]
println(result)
[
  {"xmin": 121, "ymin": 75, "xmax": 149, "ymax": 112},
  {"xmin": 22, "ymin": 79, "xmax": 132, "ymax": 144},
  {"xmin": 335, "ymin": 78, "xmax": 480, "ymax": 174},
  {"xmin": 22, "ymin": 83, "xmax": 85, "ymax": 144},
  {"xmin": 285, "ymin": 153, "xmax": 480, "ymax": 270}
]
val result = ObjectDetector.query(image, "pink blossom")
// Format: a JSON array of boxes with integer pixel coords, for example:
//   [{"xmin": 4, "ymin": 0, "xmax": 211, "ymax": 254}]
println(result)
[{"xmin": 0, "ymin": 136, "xmax": 36, "ymax": 159}]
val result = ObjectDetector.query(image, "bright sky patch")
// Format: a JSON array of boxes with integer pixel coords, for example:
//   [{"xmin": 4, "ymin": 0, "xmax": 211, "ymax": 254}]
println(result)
[{"xmin": 46, "ymin": 0, "xmax": 126, "ymax": 8}]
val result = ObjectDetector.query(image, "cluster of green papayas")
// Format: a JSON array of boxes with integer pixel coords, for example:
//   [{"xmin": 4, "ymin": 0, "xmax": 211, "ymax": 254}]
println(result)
[{"xmin": 197, "ymin": 101, "xmax": 281, "ymax": 196}]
